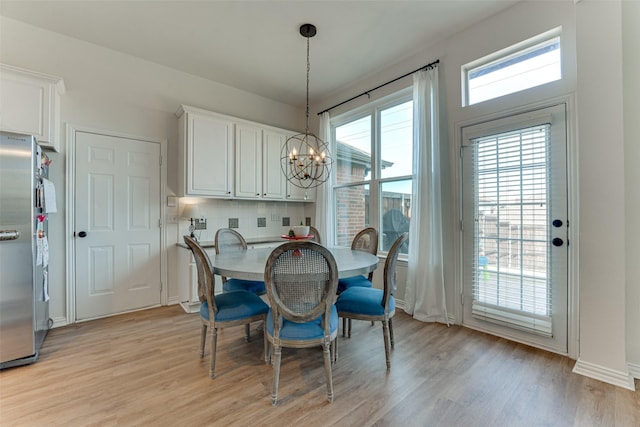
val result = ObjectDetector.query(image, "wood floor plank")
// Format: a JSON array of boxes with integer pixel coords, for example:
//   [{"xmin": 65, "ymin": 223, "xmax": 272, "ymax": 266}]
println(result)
[{"xmin": 1, "ymin": 306, "xmax": 638, "ymax": 426}]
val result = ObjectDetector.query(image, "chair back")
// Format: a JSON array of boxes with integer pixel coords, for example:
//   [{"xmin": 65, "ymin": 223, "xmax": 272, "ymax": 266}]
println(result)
[
  {"xmin": 183, "ymin": 235, "xmax": 217, "ymax": 314},
  {"xmin": 215, "ymin": 228, "xmax": 247, "ymax": 254},
  {"xmin": 351, "ymin": 227, "xmax": 378, "ymax": 256},
  {"xmin": 264, "ymin": 241, "xmax": 338, "ymax": 331},
  {"xmin": 308, "ymin": 226, "xmax": 322, "ymax": 245},
  {"xmin": 382, "ymin": 232, "xmax": 409, "ymax": 308},
  {"xmin": 351, "ymin": 227, "xmax": 378, "ymax": 281}
]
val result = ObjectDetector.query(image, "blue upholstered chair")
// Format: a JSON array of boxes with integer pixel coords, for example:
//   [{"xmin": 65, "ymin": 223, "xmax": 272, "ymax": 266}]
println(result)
[
  {"xmin": 335, "ymin": 232, "xmax": 408, "ymax": 369},
  {"xmin": 215, "ymin": 228, "xmax": 266, "ymax": 295},
  {"xmin": 264, "ymin": 241, "xmax": 339, "ymax": 405},
  {"xmin": 337, "ymin": 227, "xmax": 379, "ymax": 293},
  {"xmin": 183, "ymin": 236, "xmax": 268, "ymax": 378}
]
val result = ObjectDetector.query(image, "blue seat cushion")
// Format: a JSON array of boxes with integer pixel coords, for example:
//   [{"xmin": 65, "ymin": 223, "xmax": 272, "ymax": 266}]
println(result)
[
  {"xmin": 266, "ymin": 305, "xmax": 338, "ymax": 340},
  {"xmin": 200, "ymin": 290, "xmax": 269, "ymax": 322},
  {"xmin": 337, "ymin": 275, "xmax": 372, "ymax": 294},
  {"xmin": 335, "ymin": 287, "xmax": 394, "ymax": 317},
  {"xmin": 223, "ymin": 278, "xmax": 266, "ymax": 295}
]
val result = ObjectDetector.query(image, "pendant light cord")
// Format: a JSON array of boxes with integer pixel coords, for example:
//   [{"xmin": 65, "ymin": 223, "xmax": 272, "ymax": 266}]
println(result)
[{"xmin": 305, "ymin": 34, "xmax": 311, "ymax": 133}]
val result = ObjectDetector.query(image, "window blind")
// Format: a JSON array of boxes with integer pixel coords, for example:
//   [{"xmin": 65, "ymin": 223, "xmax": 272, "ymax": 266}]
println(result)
[{"xmin": 471, "ymin": 124, "xmax": 553, "ymax": 337}]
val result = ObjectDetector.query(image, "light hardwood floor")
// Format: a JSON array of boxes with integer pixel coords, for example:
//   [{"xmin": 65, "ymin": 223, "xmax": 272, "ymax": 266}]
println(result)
[{"xmin": 1, "ymin": 306, "xmax": 638, "ymax": 426}]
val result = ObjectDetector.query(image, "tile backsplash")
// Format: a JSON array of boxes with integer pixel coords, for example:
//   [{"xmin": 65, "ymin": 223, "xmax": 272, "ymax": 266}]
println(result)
[{"xmin": 178, "ymin": 199, "xmax": 314, "ymax": 242}]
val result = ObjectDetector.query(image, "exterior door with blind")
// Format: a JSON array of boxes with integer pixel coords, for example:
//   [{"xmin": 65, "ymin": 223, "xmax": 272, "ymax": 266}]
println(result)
[{"xmin": 461, "ymin": 104, "xmax": 568, "ymax": 354}]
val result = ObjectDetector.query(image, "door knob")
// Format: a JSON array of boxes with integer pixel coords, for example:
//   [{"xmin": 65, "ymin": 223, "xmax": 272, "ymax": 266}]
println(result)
[
  {"xmin": 78, "ymin": 231, "xmax": 87, "ymax": 238},
  {"xmin": 552, "ymin": 237, "xmax": 563, "ymax": 247},
  {"xmin": 552, "ymin": 219, "xmax": 563, "ymax": 228}
]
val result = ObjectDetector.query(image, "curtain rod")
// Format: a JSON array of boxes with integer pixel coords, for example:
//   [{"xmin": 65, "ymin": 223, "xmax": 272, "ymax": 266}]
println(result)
[{"xmin": 317, "ymin": 59, "xmax": 439, "ymax": 116}]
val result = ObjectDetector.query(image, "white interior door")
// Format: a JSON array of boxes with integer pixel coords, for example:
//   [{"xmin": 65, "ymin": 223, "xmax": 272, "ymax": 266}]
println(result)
[
  {"xmin": 461, "ymin": 104, "xmax": 568, "ymax": 354},
  {"xmin": 75, "ymin": 131, "xmax": 161, "ymax": 320}
]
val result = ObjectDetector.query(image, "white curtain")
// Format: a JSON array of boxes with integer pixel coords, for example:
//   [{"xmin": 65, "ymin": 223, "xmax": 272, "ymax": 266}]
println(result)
[
  {"xmin": 315, "ymin": 112, "xmax": 335, "ymax": 245},
  {"xmin": 404, "ymin": 67, "xmax": 448, "ymax": 324}
]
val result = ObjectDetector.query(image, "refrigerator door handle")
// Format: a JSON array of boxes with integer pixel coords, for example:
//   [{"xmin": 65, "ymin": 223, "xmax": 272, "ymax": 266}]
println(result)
[{"xmin": 0, "ymin": 230, "xmax": 20, "ymax": 241}]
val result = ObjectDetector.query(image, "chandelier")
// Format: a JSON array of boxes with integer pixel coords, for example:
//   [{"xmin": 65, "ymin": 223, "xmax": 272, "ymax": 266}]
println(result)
[{"xmin": 281, "ymin": 23, "xmax": 333, "ymax": 189}]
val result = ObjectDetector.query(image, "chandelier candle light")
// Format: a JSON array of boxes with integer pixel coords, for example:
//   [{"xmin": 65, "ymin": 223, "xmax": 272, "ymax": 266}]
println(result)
[{"xmin": 281, "ymin": 23, "xmax": 333, "ymax": 189}]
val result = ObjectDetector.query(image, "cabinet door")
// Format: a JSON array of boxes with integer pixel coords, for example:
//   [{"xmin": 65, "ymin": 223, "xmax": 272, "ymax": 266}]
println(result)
[
  {"xmin": 235, "ymin": 123, "xmax": 262, "ymax": 199},
  {"xmin": 188, "ymin": 113, "xmax": 233, "ymax": 197},
  {"xmin": 287, "ymin": 181, "xmax": 317, "ymax": 202},
  {"xmin": 262, "ymin": 129, "xmax": 287, "ymax": 200},
  {"xmin": 0, "ymin": 64, "xmax": 64, "ymax": 151}
]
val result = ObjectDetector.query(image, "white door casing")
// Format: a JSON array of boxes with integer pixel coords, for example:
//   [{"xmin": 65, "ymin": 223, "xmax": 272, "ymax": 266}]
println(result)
[{"xmin": 73, "ymin": 130, "xmax": 162, "ymax": 320}]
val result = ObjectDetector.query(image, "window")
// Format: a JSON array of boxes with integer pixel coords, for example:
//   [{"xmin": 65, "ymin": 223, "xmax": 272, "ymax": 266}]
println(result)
[
  {"xmin": 332, "ymin": 91, "xmax": 413, "ymax": 253},
  {"xmin": 463, "ymin": 30, "xmax": 561, "ymax": 106}
]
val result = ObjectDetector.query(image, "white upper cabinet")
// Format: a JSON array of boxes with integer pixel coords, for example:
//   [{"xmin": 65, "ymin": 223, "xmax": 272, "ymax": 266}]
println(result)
[
  {"xmin": 177, "ymin": 105, "xmax": 234, "ymax": 197},
  {"xmin": 177, "ymin": 104, "xmax": 314, "ymax": 201},
  {"xmin": 0, "ymin": 64, "xmax": 65, "ymax": 151},
  {"xmin": 261, "ymin": 129, "xmax": 288, "ymax": 200},
  {"xmin": 235, "ymin": 125, "xmax": 287, "ymax": 200},
  {"xmin": 286, "ymin": 175, "xmax": 317, "ymax": 202}
]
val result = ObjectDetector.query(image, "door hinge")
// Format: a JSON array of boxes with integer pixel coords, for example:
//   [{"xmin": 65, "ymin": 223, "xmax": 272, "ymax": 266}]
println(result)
[
  {"xmin": 159, "ymin": 155, "xmax": 162, "ymax": 166},
  {"xmin": 158, "ymin": 219, "xmax": 162, "ymax": 228},
  {"xmin": 460, "ymin": 219, "xmax": 464, "ymax": 231},
  {"xmin": 459, "ymin": 145, "xmax": 464, "ymax": 159},
  {"xmin": 460, "ymin": 293, "xmax": 464, "ymax": 306}
]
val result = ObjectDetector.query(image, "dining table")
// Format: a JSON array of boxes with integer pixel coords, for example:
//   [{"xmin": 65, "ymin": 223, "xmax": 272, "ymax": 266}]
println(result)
[{"xmin": 210, "ymin": 245, "xmax": 379, "ymax": 282}]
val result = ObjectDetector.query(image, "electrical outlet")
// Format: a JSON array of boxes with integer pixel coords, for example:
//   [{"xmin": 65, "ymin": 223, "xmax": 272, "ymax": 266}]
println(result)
[{"xmin": 167, "ymin": 215, "xmax": 179, "ymax": 224}]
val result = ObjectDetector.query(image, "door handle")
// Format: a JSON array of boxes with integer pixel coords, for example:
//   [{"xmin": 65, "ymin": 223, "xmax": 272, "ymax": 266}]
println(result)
[
  {"xmin": 552, "ymin": 219, "xmax": 563, "ymax": 228},
  {"xmin": 78, "ymin": 231, "xmax": 87, "ymax": 238},
  {"xmin": 552, "ymin": 237, "xmax": 563, "ymax": 247},
  {"xmin": 0, "ymin": 230, "xmax": 20, "ymax": 241}
]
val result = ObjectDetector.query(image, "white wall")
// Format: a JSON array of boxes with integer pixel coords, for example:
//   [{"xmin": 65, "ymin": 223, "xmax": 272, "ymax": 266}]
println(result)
[
  {"xmin": 622, "ymin": 0, "xmax": 640, "ymax": 376},
  {"xmin": 572, "ymin": 0, "xmax": 633, "ymax": 389},
  {"xmin": 315, "ymin": 0, "xmax": 636, "ymax": 388},
  {"xmin": 0, "ymin": 16, "xmax": 304, "ymax": 323}
]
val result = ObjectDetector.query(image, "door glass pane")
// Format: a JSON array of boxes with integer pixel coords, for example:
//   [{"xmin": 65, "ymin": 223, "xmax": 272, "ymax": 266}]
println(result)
[
  {"xmin": 335, "ymin": 116, "xmax": 371, "ymax": 184},
  {"xmin": 472, "ymin": 125, "xmax": 551, "ymax": 335},
  {"xmin": 335, "ymin": 184, "xmax": 369, "ymax": 247},
  {"xmin": 381, "ymin": 180, "xmax": 412, "ymax": 253},
  {"xmin": 381, "ymin": 100, "xmax": 413, "ymax": 179}
]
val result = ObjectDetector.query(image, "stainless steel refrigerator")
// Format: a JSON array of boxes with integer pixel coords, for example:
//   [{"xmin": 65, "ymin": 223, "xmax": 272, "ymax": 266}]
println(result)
[{"xmin": 0, "ymin": 131, "xmax": 51, "ymax": 369}]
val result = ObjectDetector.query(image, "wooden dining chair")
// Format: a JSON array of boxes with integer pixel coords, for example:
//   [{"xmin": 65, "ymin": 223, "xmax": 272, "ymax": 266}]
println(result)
[
  {"xmin": 308, "ymin": 225, "xmax": 322, "ymax": 244},
  {"xmin": 215, "ymin": 228, "xmax": 266, "ymax": 295},
  {"xmin": 264, "ymin": 241, "xmax": 339, "ymax": 405},
  {"xmin": 335, "ymin": 232, "xmax": 408, "ymax": 369},
  {"xmin": 183, "ymin": 236, "xmax": 269, "ymax": 378},
  {"xmin": 337, "ymin": 227, "xmax": 379, "ymax": 293}
]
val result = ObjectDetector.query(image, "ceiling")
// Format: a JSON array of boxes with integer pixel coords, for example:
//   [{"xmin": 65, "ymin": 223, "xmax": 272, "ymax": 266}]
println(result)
[{"xmin": 0, "ymin": 1, "xmax": 520, "ymax": 108}]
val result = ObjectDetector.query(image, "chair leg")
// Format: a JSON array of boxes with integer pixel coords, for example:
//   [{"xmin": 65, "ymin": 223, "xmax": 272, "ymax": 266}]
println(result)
[
  {"xmin": 382, "ymin": 320, "xmax": 391, "ymax": 369},
  {"xmin": 271, "ymin": 345, "xmax": 282, "ymax": 406},
  {"xmin": 200, "ymin": 324, "xmax": 207, "ymax": 358},
  {"xmin": 348, "ymin": 318, "xmax": 352, "ymax": 338},
  {"xmin": 210, "ymin": 327, "xmax": 218, "ymax": 378},
  {"xmin": 245, "ymin": 323, "xmax": 251, "ymax": 342},
  {"xmin": 323, "ymin": 342, "xmax": 334, "ymax": 403},
  {"xmin": 342, "ymin": 317, "xmax": 346, "ymax": 337},
  {"xmin": 262, "ymin": 322, "xmax": 268, "ymax": 364},
  {"xmin": 389, "ymin": 317, "xmax": 395, "ymax": 348}
]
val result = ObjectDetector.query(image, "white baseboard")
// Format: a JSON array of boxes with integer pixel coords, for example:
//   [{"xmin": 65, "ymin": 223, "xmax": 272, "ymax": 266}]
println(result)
[
  {"xmin": 573, "ymin": 358, "xmax": 636, "ymax": 390},
  {"xmin": 167, "ymin": 296, "xmax": 181, "ymax": 306},
  {"xmin": 51, "ymin": 316, "xmax": 68, "ymax": 328},
  {"xmin": 628, "ymin": 362, "xmax": 640, "ymax": 380}
]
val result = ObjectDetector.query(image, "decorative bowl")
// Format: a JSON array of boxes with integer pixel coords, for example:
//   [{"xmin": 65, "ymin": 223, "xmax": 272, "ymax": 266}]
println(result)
[{"xmin": 292, "ymin": 225, "xmax": 310, "ymax": 237}]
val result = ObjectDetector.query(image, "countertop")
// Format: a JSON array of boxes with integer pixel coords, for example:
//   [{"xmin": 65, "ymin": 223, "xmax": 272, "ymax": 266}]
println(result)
[{"xmin": 176, "ymin": 235, "xmax": 285, "ymax": 249}]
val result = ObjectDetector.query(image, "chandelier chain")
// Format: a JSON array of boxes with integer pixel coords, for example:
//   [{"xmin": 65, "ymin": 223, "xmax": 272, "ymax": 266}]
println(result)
[{"xmin": 305, "ymin": 34, "xmax": 310, "ymax": 133}]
